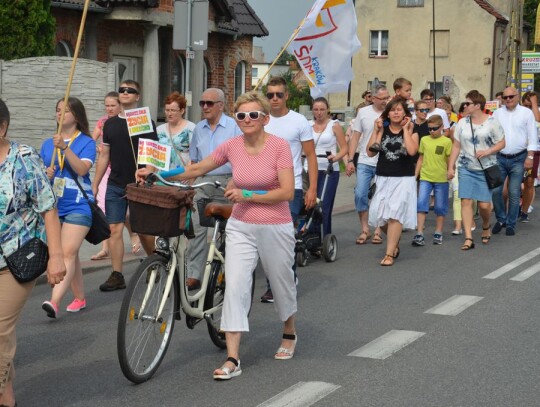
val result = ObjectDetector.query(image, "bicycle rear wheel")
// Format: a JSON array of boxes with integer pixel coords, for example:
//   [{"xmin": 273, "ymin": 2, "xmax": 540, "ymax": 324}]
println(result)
[
  {"xmin": 204, "ymin": 261, "xmax": 226, "ymax": 349},
  {"xmin": 117, "ymin": 254, "xmax": 178, "ymax": 383}
]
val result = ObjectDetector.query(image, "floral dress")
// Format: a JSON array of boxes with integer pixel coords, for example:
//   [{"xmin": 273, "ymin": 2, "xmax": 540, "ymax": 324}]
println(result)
[{"xmin": 156, "ymin": 121, "xmax": 196, "ymax": 169}]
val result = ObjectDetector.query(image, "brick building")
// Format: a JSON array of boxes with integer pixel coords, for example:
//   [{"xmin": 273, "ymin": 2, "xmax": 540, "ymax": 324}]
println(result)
[{"xmin": 50, "ymin": 0, "xmax": 268, "ymax": 120}]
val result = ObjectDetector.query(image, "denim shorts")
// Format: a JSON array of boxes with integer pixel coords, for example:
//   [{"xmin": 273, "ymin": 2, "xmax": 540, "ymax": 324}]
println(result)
[
  {"xmin": 60, "ymin": 212, "xmax": 92, "ymax": 228},
  {"xmin": 105, "ymin": 184, "xmax": 128, "ymax": 224},
  {"xmin": 417, "ymin": 180, "xmax": 449, "ymax": 216},
  {"xmin": 354, "ymin": 163, "xmax": 377, "ymax": 212}
]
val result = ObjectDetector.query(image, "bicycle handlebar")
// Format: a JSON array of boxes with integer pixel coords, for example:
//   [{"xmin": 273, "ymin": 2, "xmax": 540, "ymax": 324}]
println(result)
[{"xmin": 146, "ymin": 172, "xmax": 225, "ymax": 191}]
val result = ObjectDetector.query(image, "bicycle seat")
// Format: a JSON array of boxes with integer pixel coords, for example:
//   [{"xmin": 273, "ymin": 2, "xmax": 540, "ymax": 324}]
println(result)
[{"xmin": 204, "ymin": 202, "xmax": 233, "ymax": 220}]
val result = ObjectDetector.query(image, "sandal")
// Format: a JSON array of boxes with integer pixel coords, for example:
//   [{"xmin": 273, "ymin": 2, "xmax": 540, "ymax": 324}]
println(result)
[
  {"xmin": 90, "ymin": 249, "xmax": 109, "ymax": 261},
  {"xmin": 481, "ymin": 225, "xmax": 491, "ymax": 245},
  {"xmin": 275, "ymin": 333, "xmax": 297, "ymax": 360},
  {"xmin": 355, "ymin": 231, "xmax": 371, "ymax": 245},
  {"xmin": 380, "ymin": 254, "xmax": 394, "ymax": 266},
  {"xmin": 460, "ymin": 238, "xmax": 475, "ymax": 251},
  {"xmin": 372, "ymin": 233, "xmax": 383, "ymax": 244},
  {"xmin": 393, "ymin": 246, "xmax": 400, "ymax": 259},
  {"xmin": 213, "ymin": 357, "xmax": 242, "ymax": 380}
]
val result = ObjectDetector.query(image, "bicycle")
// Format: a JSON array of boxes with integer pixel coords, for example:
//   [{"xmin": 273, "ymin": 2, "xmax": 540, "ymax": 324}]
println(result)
[{"xmin": 117, "ymin": 173, "xmax": 231, "ymax": 384}]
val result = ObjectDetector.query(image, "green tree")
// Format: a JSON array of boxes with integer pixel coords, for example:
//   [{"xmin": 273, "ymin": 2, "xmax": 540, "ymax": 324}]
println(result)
[
  {"xmin": 263, "ymin": 71, "xmax": 312, "ymax": 112},
  {"xmin": 0, "ymin": 0, "xmax": 55, "ymax": 60},
  {"xmin": 275, "ymin": 49, "xmax": 294, "ymax": 65}
]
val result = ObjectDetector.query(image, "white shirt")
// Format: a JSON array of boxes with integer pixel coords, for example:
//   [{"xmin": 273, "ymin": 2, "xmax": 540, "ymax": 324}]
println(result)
[
  {"xmin": 306, "ymin": 119, "xmax": 339, "ymax": 171},
  {"xmin": 493, "ymin": 104, "xmax": 538, "ymax": 154},
  {"xmin": 427, "ymin": 107, "xmax": 451, "ymax": 129},
  {"xmin": 352, "ymin": 105, "xmax": 381, "ymax": 167},
  {"xmin": 266, "ymin": 110, "xmax": 313, "ymax": 190}
]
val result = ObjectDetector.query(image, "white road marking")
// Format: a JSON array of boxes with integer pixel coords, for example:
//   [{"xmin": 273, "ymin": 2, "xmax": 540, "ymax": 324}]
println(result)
[
  {"xmin": 510, "ymin": 262, "xmax": 540, "ymax": 282},
  {"xmin": 483, "ymin": 247, "xmax": 540, "ymax": 279},
  {"xmin": 348, "ymin": 330, "xmax": 425, "ymax": 360},
  {"xmin": 257, "ymin": 381, "xmax": 341, "ymax": 407},
  {"xmin": 424, "ymin": 295, "xmax": 483, "ymax": 316}
]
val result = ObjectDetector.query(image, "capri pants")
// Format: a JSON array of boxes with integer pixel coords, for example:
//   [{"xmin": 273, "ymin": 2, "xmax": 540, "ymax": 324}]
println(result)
[{"xmin": 221, "ymin": 218, "xmax": 297, "ymax": 332}]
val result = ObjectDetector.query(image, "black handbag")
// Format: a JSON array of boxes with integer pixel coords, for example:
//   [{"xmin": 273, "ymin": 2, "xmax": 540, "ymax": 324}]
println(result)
[
  {"xmin": 470, "ymin": 119, "xmax": 503, "ymax": 190},
  {"xmin": 1, "ymin": 237, "xmax": 49, "ymax": 283},
  {"xmin": 66, "ymin": 167, "xmax": 111, "ymax": 245},
  {"xmin": 367, "ymin": 181, "xmax": 376, "ymax": 200}
]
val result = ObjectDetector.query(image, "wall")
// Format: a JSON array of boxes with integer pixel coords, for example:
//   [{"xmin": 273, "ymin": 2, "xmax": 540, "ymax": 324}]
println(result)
[{"xmin": 0, "ymin": 57, "xmax": 117, "ymax": 150}]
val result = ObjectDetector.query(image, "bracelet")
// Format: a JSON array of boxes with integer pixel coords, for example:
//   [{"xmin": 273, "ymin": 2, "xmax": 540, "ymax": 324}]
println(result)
[
  {"xmin": 527, "ymin": 155, "xmax": 534, "ymax": 160},
  {"xmin": 242, "ymin": 189, "xmax": 253, "ymax": 200},
  {"xmin": 347, "ymin": 159, "xmax": 355, "ymax": 163},
  {"xmin": 60, "ymin": 145, "xmax": 68, "ymax": 151}
]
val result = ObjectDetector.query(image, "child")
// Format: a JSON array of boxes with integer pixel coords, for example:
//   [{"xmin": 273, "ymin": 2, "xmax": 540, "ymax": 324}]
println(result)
[
  {"xmin": 393, "ymin": 78, "xmax": 414, "ymax": 113},
  {"xmin": 412, "ymin": 115, "xmax": 452, "ymax": 246}
]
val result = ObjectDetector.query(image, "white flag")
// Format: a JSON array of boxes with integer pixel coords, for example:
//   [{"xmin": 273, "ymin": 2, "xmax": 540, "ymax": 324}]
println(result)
[{"xmin": 289, "ymin": 0, "xmax": 361, "ymax": 98}]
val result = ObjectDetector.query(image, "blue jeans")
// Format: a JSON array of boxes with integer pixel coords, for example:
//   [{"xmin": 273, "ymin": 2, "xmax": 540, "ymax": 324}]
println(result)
[
  {"xmin": 354, "ymin": 163, "xmax": 377, "ymax": 212},
  {"xmin": 417, "ymin": 180, "xmax": 449, "ymax": 216},
  {"xmin": 491, "ymin": 151, "xmax": 526, "ymax": 230}
]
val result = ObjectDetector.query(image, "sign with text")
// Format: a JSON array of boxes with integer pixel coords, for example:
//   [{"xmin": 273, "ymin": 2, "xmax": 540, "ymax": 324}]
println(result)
[
  {"xmin": 137, "ymin": 139, "xmax": 171, "ymax": 171},
  {"xmin": 485, "ymin": 100, "xmax": 499, "ymax": 112},
  {"xmin": 125, "ymin": 107, "xmax": 153, "ymax": 137},
  {"xmin": 522, "ymin": 52, "xmax": 540, "ymax": 73}
]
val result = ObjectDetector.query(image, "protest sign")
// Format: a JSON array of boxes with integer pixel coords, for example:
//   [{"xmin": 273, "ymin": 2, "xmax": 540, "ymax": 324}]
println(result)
[
  {"xmin": 125, "ymin": 107, "xmax": 154, "ymax": 137},
  {"xmin": 137, "ymin": 138, "xmax": 171, "ymax": 171}
]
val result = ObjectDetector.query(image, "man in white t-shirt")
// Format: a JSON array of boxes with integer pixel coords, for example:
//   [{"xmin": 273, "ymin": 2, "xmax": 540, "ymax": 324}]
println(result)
[
  {"xmin": 419, "ymin": 89, "xmax": 450, "ymax": 135},
  {"xmin": 345, "ymin": 84, "xmax": 388, "ymax": 245},
  {"xmin": 260, "ymin": 76, "xmax": 317, "ymax": 303}
]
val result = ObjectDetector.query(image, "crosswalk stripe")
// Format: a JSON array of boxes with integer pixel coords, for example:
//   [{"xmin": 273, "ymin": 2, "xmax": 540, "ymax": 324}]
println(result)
[
  {"xmin": 509, "ymin": 262, "xmax": 540, "ymax": 282},
  {"xmin": 482, "ymin": 247, "xmax": 540, "ymax": 279},
  {"xmin": 424, "ymin": 295, "xmax": 483, "ymax": 316},
  {"xmin": 256, "ymin": 381, "xmax": 341, "ymax": 407},
  {"xmin": 348, "ymin": 330, "xmax": 425, "ymax": 360}
]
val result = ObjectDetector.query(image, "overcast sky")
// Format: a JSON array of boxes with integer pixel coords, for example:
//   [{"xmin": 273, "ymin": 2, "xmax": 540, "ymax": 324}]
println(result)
[{"xmin": 249, "ymin": 0, "xmax": 314, "ymax": 62}]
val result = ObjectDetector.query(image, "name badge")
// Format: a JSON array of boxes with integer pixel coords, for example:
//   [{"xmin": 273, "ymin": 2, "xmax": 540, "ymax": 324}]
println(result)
[{"xmin": 53, "ymin": 177, "xmax": 66, "ymax": 197}]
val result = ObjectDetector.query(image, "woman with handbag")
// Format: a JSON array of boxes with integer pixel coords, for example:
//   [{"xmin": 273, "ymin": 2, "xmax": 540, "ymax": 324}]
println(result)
[
  {"xmin": 39, "ymin": 97, "xmax": 96, "ymax": 317},
  {"xmin": 0, "ymin": 99, "xmax": 66, "ymax": 407},
  {"xmin": 447, "ymin": 90, "xmax": 505, "ymax": 250},
  {"xmin": 366, "ymin": 97, "xmax": 419, "ymax": 266}
]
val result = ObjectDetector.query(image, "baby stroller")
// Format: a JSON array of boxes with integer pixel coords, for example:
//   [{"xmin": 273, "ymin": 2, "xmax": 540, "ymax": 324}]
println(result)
[{"xmin": 295, "ymin": 153, "xmax": 338, "ymax": 267}]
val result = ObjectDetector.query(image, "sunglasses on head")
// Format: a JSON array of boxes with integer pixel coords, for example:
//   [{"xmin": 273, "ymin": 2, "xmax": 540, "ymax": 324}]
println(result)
[
  {"xmin": 235, "ymin": 111, "xmax": 266, "ymax": 121},
  {"xmin": 118, "ymin": 87, "xmax": 139, "ymax": 94},
  {"xmin": 266, "ymin": 92, "xmax": 284, "ymax": 99},
  {"xmin": 502, "ymin": 94, "xmax": 518, "ymax": 100},
  {"xmin": 417, "ymin": 108, "xmax": 430, "ymax": 113},
  {"xmin": 428, "ymin": 125, "xmax": 441, "ymax": 132},
  {"xmin": 199, "ymin": 100, "xmax": 221, "ymax": 108}
]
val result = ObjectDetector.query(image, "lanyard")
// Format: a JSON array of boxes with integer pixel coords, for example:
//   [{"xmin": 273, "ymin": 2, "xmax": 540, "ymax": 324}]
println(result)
[{"xmin": 57, "ymin": 131, "xmax": 80, "ymax": 171}]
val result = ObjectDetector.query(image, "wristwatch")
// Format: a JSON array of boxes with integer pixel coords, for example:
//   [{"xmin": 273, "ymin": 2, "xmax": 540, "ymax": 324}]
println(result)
[
  {"xmin": 347, "ymin": 159, "xmax": 355, "ymax": 163},
  {"xmin": 527, "ymin": 155, "xmax": 534, "ymax": 160}
]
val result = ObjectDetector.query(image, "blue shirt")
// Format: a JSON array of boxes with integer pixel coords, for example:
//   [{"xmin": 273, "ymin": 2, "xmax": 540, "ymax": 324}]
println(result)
[
  {"xmin": 189, "ymin": 114, "xmax": 241, "ymax": 176},
  {"xmin": 40, "ymin": 133, "xmax": 96, "ymax": 217}
]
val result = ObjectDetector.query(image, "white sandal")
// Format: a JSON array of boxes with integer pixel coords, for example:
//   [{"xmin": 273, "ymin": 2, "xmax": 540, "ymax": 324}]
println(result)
[
  {"xmin": 213, "ymin": 357, "xmax": 242, "ymax": 380},
  {"xmin": 275, "ymin": 333, "xmax": 297, "ymax": 360}
]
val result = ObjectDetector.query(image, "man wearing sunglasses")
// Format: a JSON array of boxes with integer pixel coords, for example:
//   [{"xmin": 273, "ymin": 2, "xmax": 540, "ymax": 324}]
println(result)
[
  {"xmin": 260, "ymin": 76, "xmax": 317, "ymax": 303},
  {"xmin": 187, "ymin": 88, "xmax": 241, "ymax": 289},
  {"xmin": 92, "ymin": 80, "xmax": 158, "ymax": 292},
  {"xmin": 491, "ymin": 87, "xmax": 538, "ymax": 236}
]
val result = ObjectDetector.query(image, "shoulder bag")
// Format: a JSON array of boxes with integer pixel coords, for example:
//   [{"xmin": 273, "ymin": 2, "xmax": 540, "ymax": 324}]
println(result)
[
  {"xmin": 66, "ymin": 167, "xmax": 111, "ymax": 245},
  {"xmin": 470, "ymin": 119, "xmax": 503, "ymax": 190},
  {"xmin": 0, "ymin": 236, "xmax": 49, "ymax": 283}
]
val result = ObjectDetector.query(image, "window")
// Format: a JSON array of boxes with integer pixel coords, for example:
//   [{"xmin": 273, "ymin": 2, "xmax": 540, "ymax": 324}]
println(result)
[
  {"xmin": 367, "ymin": 80, "xmax": 387, "ymax": 90},
  {"xmin": 55, "ymin": 40, "xmax": 73, "ymax": 57},
  {"xmin": 234, "ymin": 61, "xmax": 246, "ymax": 100},
  {"xmin": 173, "ymin": 55, "xmax": 186, "ymax": 94},
  {"xmin": 252, "ymin": 67, "xmax": 258, "ymax": 78},
  {"xmin": 370, "ymin": 31, "xmax": 388, "ymax": 57},
  {"xmin": 398, "ymin": 0, "xmax": 424, "ymax": 6},
  {"xmin": 429, "ymin": 30, "xmax": 450, "ymax": 57}
]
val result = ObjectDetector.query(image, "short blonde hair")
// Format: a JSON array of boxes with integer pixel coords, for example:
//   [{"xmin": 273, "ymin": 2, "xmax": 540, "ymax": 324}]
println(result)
[
  {"xmin": 234, "ymin": 91, "xmax": 271, "ymax": 115},
  {"xmin": 427, "ymin": 114, "xmax": 443, "ymax": 127}
]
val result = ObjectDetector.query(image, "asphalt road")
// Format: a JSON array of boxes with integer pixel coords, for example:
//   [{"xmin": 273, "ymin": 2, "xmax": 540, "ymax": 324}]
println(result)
[{"xmin": 13, "ymin": 211, "xmax": 540, "ymax": 406}]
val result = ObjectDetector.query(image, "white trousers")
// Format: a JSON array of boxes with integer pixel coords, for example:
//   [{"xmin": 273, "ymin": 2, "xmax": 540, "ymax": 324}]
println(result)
[{"xmin": 221, "ymin": 218, "xmax": 297, "ymax": 332}]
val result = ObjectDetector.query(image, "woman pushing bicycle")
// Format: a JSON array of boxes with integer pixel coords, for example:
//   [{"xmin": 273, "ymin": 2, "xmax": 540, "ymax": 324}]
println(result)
[{"xmin": 136, "ymin": 91, "xmax": 297, "ymax": 380}]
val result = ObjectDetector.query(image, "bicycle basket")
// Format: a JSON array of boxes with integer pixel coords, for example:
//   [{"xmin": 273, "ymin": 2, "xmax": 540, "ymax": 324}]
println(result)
[
  {"xmin": 197, "ymin": 198, "xmax": 216, "ymax": 228},
  {"xmin": 126, "ymin": 183, "xmax": 195, "ymax": 237}
]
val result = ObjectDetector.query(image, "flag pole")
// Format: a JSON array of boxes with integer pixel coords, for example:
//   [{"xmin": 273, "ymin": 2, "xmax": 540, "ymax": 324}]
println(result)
[
  {"xmin": 253, "ymin": 18, "xmax": 307, "ymax": 90},
  {"xmin": 50, "ymin": 0, "xmax": 91, "ymax": 168}
]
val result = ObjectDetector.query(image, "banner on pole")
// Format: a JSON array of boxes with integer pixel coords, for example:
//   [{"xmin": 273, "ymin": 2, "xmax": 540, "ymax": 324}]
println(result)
[
  {"xmin": 137, "ymin": 138, "xmax": 171, "ymax": 171},
  {"xmin": 289, "ymin": 0, "xmax": 361, "ymax": 98},
  {"xmin": 125, "ymin": 107, "xmax": 154, "ymax": 137}
]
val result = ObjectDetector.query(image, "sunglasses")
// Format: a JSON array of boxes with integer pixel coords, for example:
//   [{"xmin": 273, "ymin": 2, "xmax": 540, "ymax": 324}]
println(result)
[
  {"xmin": 199, "ymin": 100, "xmax": 221, "ymax": 108},
  {"xmin": 428, "ymin": 126, "xmax": 441, "ymax": 132},
  {"xmin": 235, "ymin": 111, "xmax": 267, "ymax": 121},
  {"xmin": 462, "ymin": 102, "xmax": 474, "ymax": 107},
  {"xmin": 118, "ymin": 87, "xmax": 139, "ymax": 94},
  {"xmin": 266, "ymin": 92, "xmax": 285, "ymax": 99},
  {"xmin": 417, "ymin": 108, "xmax": 430, "ymax": 113},
  {"xmin": 502, "ymin": 94, "xmax": 518, "ymax": 100}
]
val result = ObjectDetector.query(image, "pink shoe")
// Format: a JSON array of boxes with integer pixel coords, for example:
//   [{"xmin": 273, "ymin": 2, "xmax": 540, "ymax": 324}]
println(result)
[
  {"xmin": 42, "ymin": 300, "xmax": 58, "ymax": 319},
  {"xmin": 66, "ymin": 298, "xmax": 86, "ymax": 313}
]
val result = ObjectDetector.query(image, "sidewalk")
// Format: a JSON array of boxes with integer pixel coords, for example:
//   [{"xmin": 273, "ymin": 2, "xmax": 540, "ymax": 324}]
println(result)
[{"xmin": 37, "ymin": 172, "xmax": 357, "ymax": 284}]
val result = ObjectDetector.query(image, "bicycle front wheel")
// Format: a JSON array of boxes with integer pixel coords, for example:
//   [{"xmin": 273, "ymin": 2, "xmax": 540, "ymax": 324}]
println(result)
[
  {"xmin": 117, "ymin": 254, "xmax": 178, "ymax": 383},
  {"xmin": 204, "ymin": 261, "xmax": 227, "ymax": 349}
]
